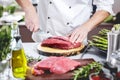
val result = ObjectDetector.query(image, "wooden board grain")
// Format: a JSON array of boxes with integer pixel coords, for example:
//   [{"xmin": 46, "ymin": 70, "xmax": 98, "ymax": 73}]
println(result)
[
  {"xmin": 25, "ymin": 58, "xmax": 94, "ymax": 80},
  {"xmin": 37, "ymin": 43, "xmax": 85, "ymax": 56}
]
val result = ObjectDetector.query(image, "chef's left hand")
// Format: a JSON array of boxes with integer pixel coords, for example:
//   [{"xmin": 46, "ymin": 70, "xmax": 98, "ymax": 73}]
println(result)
[{"xmin": 68, "ymin": 25, "xmax": 90, "ymax": 43}]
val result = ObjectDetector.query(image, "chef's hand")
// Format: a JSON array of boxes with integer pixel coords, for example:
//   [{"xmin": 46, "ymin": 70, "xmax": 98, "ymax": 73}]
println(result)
[
  {"xmin": 25, "ymin": 9, "xmax": 39, "ymax": 32},
  {"xmin": 68, "ymin": 25, "xmax": 90, "ymax": 43}
]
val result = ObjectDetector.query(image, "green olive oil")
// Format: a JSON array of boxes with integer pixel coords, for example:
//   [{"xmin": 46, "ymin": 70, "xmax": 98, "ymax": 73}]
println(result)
[{"xmin": 12, "ymin": 48, "xmax": 27, "ymax": 79}]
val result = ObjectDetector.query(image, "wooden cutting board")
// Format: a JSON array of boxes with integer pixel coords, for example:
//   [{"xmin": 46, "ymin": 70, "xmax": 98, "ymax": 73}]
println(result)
[
  {"xmin": 37, "ymin": 43, "xmax": 85, "ymax": 56},
  {"xmin": 25, "ymin": 58, "xmax": 94, "ymax": 80}
]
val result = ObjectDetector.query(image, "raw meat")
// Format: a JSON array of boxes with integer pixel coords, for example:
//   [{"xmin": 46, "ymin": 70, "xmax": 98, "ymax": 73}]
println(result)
[
  {"xmin": 32, "ymin": 56, "xmax": 80, "ymax": 75},
  {"xmin": 32, "ymin": 68, "xmax": 45, "ymax": 76},
  {"xmin": 34, "ymin": 57, "xmax": 59, "ymax": 70},
  {"xmin": 41, "ymin": 36, "xmax": 81, "ymax": 50},
  {"xmin": 50, "ymin": 57, "xmax": 80, "ymax": 74}
]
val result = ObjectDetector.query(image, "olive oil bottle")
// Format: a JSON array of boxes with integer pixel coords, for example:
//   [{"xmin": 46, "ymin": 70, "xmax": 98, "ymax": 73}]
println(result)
[{"xmin": 11, "ymin": 22, "xmax": 28, "ymax": 79}]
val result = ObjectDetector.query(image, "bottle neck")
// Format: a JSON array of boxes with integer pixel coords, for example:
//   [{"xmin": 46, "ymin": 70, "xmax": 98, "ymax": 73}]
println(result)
[{"xmin": 11, "ymin": 21, "xmax": 20, "ymax": 38}]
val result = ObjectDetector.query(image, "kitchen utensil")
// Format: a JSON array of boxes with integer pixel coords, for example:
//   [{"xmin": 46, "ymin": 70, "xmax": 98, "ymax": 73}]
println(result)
[
  {"xmin": 107, "ymin": 30, "xmax": 120, "ymax": 61},
  {"xmin": 80, "ymin": 44, "xmax": 90, "ymax": 59}
]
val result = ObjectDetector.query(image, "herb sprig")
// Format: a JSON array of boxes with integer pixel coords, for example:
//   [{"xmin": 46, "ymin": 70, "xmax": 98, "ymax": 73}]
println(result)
[
  {"xmin": 73, "ymin": 62, "xmax": 102, "ymax": 80},
  {"xmin": 27, "ymin": 55, "xmax": 41, "ymax": 63},
  {"xmin": 0, "ymin": 25, "xmax": 11, "ymax": 61}
]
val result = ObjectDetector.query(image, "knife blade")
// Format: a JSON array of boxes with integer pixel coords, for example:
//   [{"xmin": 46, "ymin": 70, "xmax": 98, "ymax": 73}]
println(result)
[{"xmin": 80, "ymin": 43, "xmax": 91, "ymax": 59}]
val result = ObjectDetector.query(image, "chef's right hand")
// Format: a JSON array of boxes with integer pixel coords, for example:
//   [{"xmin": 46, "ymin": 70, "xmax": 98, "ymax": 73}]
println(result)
[{"xmin": 24, "ymin": 8, "xmax": 39, "ymax": 32}]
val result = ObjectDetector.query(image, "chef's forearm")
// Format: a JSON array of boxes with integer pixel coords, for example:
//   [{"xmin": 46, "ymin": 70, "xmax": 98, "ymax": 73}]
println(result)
[
  {"xmin": 83, "ymin": 10, "xmax": 110, "ymax": 32},
  {"xmin": 16, "ymin": 0, "xmax": 35, "ymax": 12}
]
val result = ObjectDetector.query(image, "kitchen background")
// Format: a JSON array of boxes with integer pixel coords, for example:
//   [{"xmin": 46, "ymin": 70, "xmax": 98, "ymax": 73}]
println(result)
[{"xmin": 0, "ymin": 0, "xmax": 120, "ymax": 42}]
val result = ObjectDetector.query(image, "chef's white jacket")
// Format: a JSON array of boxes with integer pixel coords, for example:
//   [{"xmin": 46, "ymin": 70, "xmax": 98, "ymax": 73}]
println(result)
[{"xmin": 32, "ymin": 0, "xmax": 114, "ymax": 44}]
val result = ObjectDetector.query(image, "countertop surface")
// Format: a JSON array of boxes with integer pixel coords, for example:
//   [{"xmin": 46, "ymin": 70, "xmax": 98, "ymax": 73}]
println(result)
[{"xmin": 23, "ymin": 42, "xmax": 107, "ymax": 80}]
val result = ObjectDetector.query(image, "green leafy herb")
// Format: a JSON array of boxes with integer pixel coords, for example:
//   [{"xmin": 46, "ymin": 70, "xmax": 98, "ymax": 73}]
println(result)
[
  {"xmin": 27, "ymin": 55, "xmax": 41, "ymax": 63},
  {"xmin": 0, "ymin": 5, "xmax": 4, "ymax": 17},
  {"xmin": 5, "ymin": 5, "xmax": 16, "ymax": 14},
  {"xmin": 73, "ymin": 62, "xmax": 102, "ymax": 80},
  {"xmin": 0, "ymin": 25, "xmax": 11, "ymax": 61}
]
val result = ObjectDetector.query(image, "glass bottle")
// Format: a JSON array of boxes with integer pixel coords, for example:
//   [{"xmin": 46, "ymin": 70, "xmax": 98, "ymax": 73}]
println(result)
[{"xmin": 11, "ymin": 22, "xmax": 28, "ymax": 79}]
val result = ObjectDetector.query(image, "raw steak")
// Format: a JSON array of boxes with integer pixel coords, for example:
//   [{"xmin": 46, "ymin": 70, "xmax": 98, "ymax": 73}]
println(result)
[
  {"xmin": 41, "ymin": 36, "xmax": 81, "ymax": 50},
  {"xmin": 32, "ymin": 56, "xmax": 80, "ymax": 75},
  {"xmin": 50, "ymin": 57, "xmax": 80, "ymax": 74},
  {"xmin": 34, "ymin": 57, "xmax": 59, "ymax": 70}
]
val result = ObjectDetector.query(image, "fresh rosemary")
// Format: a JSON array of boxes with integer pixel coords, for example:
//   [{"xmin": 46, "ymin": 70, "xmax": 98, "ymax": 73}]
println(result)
[{"xmin": 73, "ymin": 62, "xmax": 102, "ymax": 80}]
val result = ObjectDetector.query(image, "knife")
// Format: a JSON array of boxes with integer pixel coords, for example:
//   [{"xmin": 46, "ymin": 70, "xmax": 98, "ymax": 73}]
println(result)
[{"xmin": 80, "ymin": 42, "xmax": 91, "ymax": 59}]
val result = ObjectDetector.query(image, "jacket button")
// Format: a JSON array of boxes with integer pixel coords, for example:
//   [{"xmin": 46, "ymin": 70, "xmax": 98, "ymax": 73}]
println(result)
[
  {"xmin": 48, "ymin": 17, "xmax": 50, "ymax": 19},
  {"xmin": 67, "ymin": 22, "xmax": 69, "ymax": 25},
  {"xmin": 47, "ymin": 31, "xmax": 49, "ymax": 33},
  {"xmin": 69, "ymin": 6, "xmax": 71, "ymax": 9},
  {"xmin": 49, "ymin": 1, "xmax": 52, "ymax": 4}
]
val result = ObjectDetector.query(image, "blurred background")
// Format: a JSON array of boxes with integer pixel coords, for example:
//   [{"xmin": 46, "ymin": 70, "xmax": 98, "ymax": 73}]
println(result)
[
  {"xmin": 113, "ymin": 0, "xmax": 120, "ymax": 14},
  {"xmin": 0, "ymin": 0, "xmax": 120, "ymax": 42}
]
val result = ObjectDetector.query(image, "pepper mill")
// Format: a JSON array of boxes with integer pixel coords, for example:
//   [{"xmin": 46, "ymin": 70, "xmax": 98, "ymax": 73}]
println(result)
[{"xmin": 107, "ymin": 30, "xmax": 120, "ymax": 62}]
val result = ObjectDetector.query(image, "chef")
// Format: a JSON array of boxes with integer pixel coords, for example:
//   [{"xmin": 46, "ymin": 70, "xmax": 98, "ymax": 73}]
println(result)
[{"xmin": 16, "ymin": 0, "xmax": 114, "ymax": 45}]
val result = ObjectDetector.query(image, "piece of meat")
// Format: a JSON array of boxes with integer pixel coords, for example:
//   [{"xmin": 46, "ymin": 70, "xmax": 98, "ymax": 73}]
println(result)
[
  {"xmin": 34, "ymin": 57, "xmax": 59, "ymax": 70},
  {"xmin": 32, "ymin": 57, "xmax": 94, "ymax": 76},
  {"xmin": 32, "ymin": 67, "xmax": 45, "ymax": 76},
  {"xmin": 41, "ymin": 36, "xmax": 81, "ymax": 49},
  {"xmin": 41, "ymin": 38, "xmax": 72, "ymax": 48},
  {"xmin": 51, "ymin": 36, "xmax": 71, "ymax": 42},
  {"xmin": 32, "ymin": 56, "xmax": 80, "ymax": 75},
  {"xmin": 50, "ymin": 57, "xmax": 80, "ymax": 74}
]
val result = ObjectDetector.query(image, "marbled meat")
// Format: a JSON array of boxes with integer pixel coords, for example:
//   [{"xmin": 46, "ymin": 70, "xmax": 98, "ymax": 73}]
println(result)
[{"xmin": 41, "ymin": 36, "xmax": 81, "ymax": 50}]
